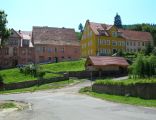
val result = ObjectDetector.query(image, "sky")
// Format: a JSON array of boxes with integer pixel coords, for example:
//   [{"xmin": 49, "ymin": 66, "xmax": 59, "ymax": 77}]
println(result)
[{"xmin": 0, "ymin": 0, "xmax": 156, "ymax": 31}]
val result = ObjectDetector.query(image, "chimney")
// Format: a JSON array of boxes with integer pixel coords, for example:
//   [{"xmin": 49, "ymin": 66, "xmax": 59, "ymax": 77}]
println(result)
[
  {"xmin": 19, "ymin": 30, "xmax": 21, "ymax": 33},
  {"xmin": 86, "ymin": 19, "xmax": 90, "ymax": 24}
]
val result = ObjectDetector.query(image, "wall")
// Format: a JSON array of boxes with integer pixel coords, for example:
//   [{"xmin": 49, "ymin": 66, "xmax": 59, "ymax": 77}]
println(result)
[
  {"xmin": 35, "ymin": 44, "xmax": 80, "ymax": 63},
  {"xmin": 68, "ymin": 71, "xmax": 127, "ymax": 79},
  {"xmin": 92, "ymin": 83, "xmax": 156, "ymax": 99},
  {"xmin": 0, "ymin": 76, "xmax": 69, "ymax": 90}
]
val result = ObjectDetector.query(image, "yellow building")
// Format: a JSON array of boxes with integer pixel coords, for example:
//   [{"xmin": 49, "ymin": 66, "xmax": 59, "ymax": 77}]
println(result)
[{"xmin": 80, "ymin": 20, "xmax": 126, "ymax": 57}]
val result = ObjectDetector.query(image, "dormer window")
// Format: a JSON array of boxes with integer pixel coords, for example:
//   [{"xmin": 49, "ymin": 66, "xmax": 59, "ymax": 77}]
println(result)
[{"xmin": 112, "ymin": 32, "xmax": 118, "ymax": 37}]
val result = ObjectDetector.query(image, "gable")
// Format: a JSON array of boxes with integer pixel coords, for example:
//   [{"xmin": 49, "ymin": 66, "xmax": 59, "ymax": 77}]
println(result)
[{"xmin": 10, "ymin": 29, "xmax": 21, "ymax": 39}]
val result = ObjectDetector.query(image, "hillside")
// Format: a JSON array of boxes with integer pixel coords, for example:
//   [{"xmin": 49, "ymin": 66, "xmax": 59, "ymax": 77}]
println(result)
[{"xmin": 0, "ymin": 59, "xmax": 85, "ymax": 84}]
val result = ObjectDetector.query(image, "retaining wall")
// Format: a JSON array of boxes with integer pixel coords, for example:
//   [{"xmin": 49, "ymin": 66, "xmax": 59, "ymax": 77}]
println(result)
[{"xmin": 92, "ymin": 83, "xmax": 156, "ymax": 99}]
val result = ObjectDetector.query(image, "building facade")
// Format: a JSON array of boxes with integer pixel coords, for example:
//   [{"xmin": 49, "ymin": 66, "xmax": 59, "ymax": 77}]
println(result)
[
  {"xmin": 32, "ymin": 26, "xmax": 80, "ymax": 63},
  {"xmin": 81, "ymin": 20, "xmax": 126, "ymax": 57},
  {"xmin": 0, "ymin": 29, "xmax": 34, "ymax": 68},
  {"xmin": 119, "ymin": 29, "xmax": 153, "ymax": 52},
  {"xmin": 0, "ymin": 26, "xmax": 80, "ymax": 68},
  {"xmin": 80, "ymin": 20, "xmax": 153, "ymax": 57}
]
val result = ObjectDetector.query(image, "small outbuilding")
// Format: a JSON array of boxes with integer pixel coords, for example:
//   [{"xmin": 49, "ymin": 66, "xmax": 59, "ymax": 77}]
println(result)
[{"xmin": 85, "ymin": 56, "xmax": 129, "ymax": 73}]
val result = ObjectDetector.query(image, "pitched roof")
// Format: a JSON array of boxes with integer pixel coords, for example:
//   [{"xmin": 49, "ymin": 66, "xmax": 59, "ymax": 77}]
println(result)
[
  {"xmin": 32, "ymin": 26, "xmax": 79, "ymax": 46},
  {"xmin": 87, "ymin": 56, "xmax": 129, "ymax": 67},
  {"xmin": 17, "ymin": 31, "xmax": 32, "ymax": 40},
  {"xmin": 89, "ymin": 21, "xmax": 113, "ymax": 36},
  {"xmin": 119, "ymin": 29, "xmax": 153, "ymax": 42}
]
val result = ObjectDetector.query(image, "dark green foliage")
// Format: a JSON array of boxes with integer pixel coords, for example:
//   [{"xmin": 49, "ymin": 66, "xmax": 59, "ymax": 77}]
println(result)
[
  {"xmin": 0, "ymin": 74, "xmax": 4, "ymax": 83},
  {"xmin": 117, "ymin": 49, "xmax": 124, "ymax": 57},
  {"xmin": 152, "ymin": 47, "xmax": 156, "ymax": 56},
  {"xmin": 130, "ymin": 54, "xmax": 156, "ymax": 78},
  {"xmin": 0, "ymin": 10, "xmax": 10, "ymax": 46},
  {"xmin": 144, "ymin": 43, "xmax": 154, "ymax": 55},
  {"xmin": 18, "ymin": 64, "xmax": 45, "ymax": 78},
  {"xmin": 114, "ymin": 13, "xmax": 122, "ymax": 28},
  {"xmin": 78, "ymin": 23, "xmax": 84, "ymax": 33},
  {"xmin": 76, "ymin": 32, "xmax": 82, "ymax": 40}
]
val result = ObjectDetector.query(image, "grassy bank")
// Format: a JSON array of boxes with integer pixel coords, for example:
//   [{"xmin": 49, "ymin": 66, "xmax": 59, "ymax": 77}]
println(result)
[
  {"xmin": 79, "ymin": 87, "xmax": 156, "ymax": 107},
  {"xmin": 95, "ymin": 78, "xmax": 156, "ymax": 86},
  {"xmin": 0, "ymin": 59, "xmax": 85, "ymax": 84},
  {"xmin": 0, "ymin": 79, "xmax": 81, "ymax": 94}
]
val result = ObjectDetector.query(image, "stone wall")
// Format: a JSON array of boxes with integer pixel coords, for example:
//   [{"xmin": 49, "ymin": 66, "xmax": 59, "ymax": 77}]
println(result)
[
  {"xmin": 0, "ymin": 76, "xmax": 69, "ymax": 90},
  {"xmin": 92, "ymin": 83, "xmax": 156, "ymax": 99}
]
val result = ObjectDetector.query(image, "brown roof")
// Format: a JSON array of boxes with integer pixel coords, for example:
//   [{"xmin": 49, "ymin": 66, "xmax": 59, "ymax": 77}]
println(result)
[
  {"xmin": 89, "ymin": 22, "xmax": 113, "ymax": 36},
  {"xmin": 87, "ymin": 56, "xmax": 129, "ymax": 67},
  {"xmin": 119, "ymin": 29, "xmax": 153, "ymax": 42},
  {"xmin": 32, "ymin": 26, "xmax": 79, "ymax": 46}
]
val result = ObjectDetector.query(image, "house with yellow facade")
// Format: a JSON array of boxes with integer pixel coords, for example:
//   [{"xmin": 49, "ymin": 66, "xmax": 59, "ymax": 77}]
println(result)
[{"xmin": 80, "ymin": 20, "xmax": 126, "ymax": 57}]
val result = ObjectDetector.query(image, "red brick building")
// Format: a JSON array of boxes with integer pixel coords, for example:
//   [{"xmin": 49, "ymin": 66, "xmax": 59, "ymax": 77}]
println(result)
[
  {"xmin": 0, "ymin": 26, "xmax": 80, "ymax": 68},
  {"xmin": 32, "ymin": 26, "xmax": 80, "ymax": 63},
  {"xmin": 0, "ymin": 29, "xmax": 34, "ymax": 68}
]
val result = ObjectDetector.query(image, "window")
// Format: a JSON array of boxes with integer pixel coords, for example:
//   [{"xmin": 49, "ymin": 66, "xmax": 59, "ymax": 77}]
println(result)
[
  {"xmin": 47, "ymin": 48, "xmax": 52, "ymax": 52},
  {"xmin": 127, "ymin": 41, "xmax": 129, "ymax": 46},
  {"xmin": 43, "ymin": 47, "xmax": 45, "ymax": 52},
  {"xmin": 122, "ymin": 41, "xmax": 125, "ymax": 46},
  {"xmin": 107, "ymin": 40, "xmax": 110, "ymax": 45},
  {"xmin": 142, "ymin": 42, "xmax": 145, "ymax": 46},
  {"xmin": 112, "ymin": 32, "xmax": 117, "ymax": 37},
  {"xmin": 134, "ymin": 42, "xmax": 136, "ymax": 46},
  {"xmin": 112, "ymin": 41, "xmax": 117, "ymax": 46},
  {"xmin": 61, "ymin": 48, "xmax": 64, "ymax": 53},
  {"xmin": 55, "ymin": 48, "xmax": 57, "ymax": 52}
]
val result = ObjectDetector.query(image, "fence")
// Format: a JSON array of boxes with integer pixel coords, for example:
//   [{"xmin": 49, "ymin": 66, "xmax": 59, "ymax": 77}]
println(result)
[
  {"xmin": 92, "ymin": 83, "xmax": 156, "ymax": 99},
  {"xmin": 0, "ymin": 76, "xmax": 69, "ymax": 90}
]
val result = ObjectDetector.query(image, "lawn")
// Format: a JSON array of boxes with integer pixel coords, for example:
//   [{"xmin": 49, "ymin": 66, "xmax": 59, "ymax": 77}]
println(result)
[
  {"xmin": 0, "ymin": 59, "xmax": 85, "ymax": 84},
  {"xmin": 79, "ymin": 87, "xmax": 156, "ymax": 107},
  {"xmin": 0, "ymin": 79, "xmax": 81, "ymax": 94},
  {"xmin": 41, "ymin": 59, "xmax": 85, "ymax": 73}
]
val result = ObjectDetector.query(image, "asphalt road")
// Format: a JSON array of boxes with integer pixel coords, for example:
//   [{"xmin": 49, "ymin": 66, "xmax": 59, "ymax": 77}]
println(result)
[{"xmin": 0, "ymin": 80, "xmax": 156, "ymax": 120}]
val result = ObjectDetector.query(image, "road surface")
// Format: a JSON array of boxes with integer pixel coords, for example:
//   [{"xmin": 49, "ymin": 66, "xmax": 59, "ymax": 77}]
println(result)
[{"xmin": 0, "ymin": 80, "xmax": 156, "ymax": 120}]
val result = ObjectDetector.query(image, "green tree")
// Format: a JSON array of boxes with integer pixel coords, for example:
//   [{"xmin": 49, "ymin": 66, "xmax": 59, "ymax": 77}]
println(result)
[
  {"xmin": 0, "ymin": 10, "xmax": 10, "ymax": 46},
  {"xmin": 152, "ymin": 47, "xmax": 156, "ymax": 56},
  {"xmin": 114, "ymin": 13, "xmax": 122, "ymax": 28},
  {"xmin": 144, "ymin": 43, "xmax": 153, "ymax": 55},
  {"xmin": 78, "ymin": 23, "xmax": 84, "ymax": 33}
]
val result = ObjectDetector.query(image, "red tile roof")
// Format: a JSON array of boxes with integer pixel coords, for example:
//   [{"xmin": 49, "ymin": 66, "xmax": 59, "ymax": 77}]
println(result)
[
  {"xmin": 88, "ymin": 56, "xmax": 129, "ymax": 67},
  {"xmin": 32, "ymin": 26, "xmax": 79, "ymax": 46},
  {"xmin": 89, "ymin": 22, "xmax": 113, "ymax": 36},
  {"xmin": 119, "ymin": 29, "xmax": 153, "ymax": 42}
]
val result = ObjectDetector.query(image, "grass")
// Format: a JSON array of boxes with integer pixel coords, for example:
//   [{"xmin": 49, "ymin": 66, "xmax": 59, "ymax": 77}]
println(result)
[
  {"xmin": 0, "ymin": 102, "xmax": 16, "ymax": 109},
  {"xmin": 41, "ymin": 59, "xmax": 85, "ymax": 73},
  {"xmin": 0, "ymin": 59, "xmax": 85, "ymax": 84},
  {"xmin": 79, "ymin": 87, "xmax": 156, "ymax": 107},
  {"xmin": 0, "ymin": 79, "xmax": 80, "ymax": 94},
  {"xmin": 95, "ymin": 78, "xmax": 156, "ymax": 86}
]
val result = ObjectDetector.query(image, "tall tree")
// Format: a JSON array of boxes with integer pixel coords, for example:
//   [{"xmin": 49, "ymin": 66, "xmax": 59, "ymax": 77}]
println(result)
[
  {"xmin": 78, "ymin": 23, "xmax": 84, "ymax": 33},
  {"xmin": 0, "ymin": 10, "xmax": 10, "ymax": 46},
  {"xmin": 114, "ymin": 13, "xmax": 122, "ymax": 28}
]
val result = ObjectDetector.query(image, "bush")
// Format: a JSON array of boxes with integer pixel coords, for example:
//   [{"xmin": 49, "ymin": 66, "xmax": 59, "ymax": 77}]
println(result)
[{"xmin": 129, "ymin": 54, "xmax": 156, "ymax": 78}]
